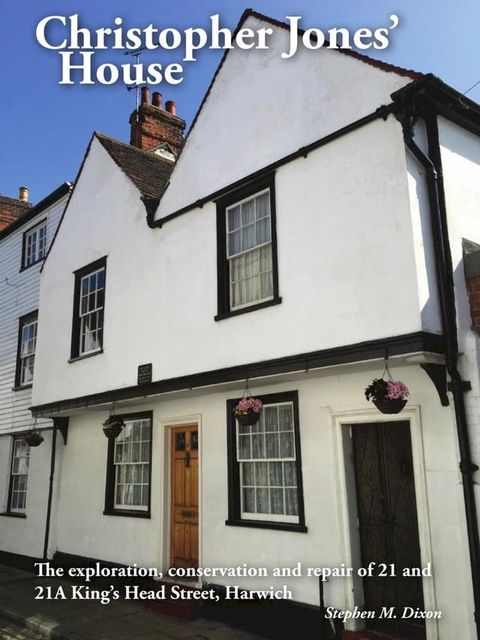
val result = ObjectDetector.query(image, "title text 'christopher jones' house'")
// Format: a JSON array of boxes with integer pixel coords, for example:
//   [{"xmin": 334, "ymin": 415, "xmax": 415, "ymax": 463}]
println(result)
[{"xmin": 1, "ymin": 10, "xmax": 480, "ymax": 640}]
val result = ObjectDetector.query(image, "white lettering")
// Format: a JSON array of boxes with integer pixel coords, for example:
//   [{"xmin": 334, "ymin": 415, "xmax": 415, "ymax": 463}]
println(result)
[{"xmin": 36, "ymin": 16, "xmax": 67, "ymax": 50}]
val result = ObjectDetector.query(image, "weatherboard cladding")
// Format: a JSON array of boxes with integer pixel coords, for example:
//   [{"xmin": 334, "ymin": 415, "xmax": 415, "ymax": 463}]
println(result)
[
  {"xmin": 0, "ymin": 193, "xmax": 68, "ymax": 435},
  {"xmin": 0, "ymin": 184, "xmax": 71, "ymax": 242}
]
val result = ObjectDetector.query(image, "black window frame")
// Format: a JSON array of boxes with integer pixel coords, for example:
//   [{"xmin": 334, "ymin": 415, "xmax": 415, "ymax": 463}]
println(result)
[
  {"xmin": 4, "ymin": 436, "xmax": 30, "ymax": 517},
  {"xmin": 14, "ymin": 310, "xmax": 38, "ymax": 390},
  {"xmin": 104, "ymin": 411, "xmax": 153, "ymax": 519},
  {"xmin": 215, "ymin": 173, "xmax": 281, "ymax": 321},
  {"xmin": 225, "ymin": 390, "xmax": 307, "ymax": 532},
  {"xmin": 70, "ymin": 257, "xmax": 107, "ymax": 361},
  {"xmin": 21, "ymin": 218, "xmax": 47, "ymax": 271}
]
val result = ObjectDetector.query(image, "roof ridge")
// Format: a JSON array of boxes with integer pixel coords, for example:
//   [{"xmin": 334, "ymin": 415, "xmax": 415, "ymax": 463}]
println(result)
[
  {"xmin": 94, "ymin": 131, "xmax": 174, "ymax": 202},
  {"xmin": 0, "ymin": 194, "xmax": 32, "ymax": 206},
  {"xmin": 94, "ymin": 131, "xmax": 174, "ymax": 163},
  {"xmin": 185, "ymin": 9, "xmax": 423, "ymax": 144},
  {"xmin": 246, "ymin": 9, "xmax": 423, "ymax": 80}
]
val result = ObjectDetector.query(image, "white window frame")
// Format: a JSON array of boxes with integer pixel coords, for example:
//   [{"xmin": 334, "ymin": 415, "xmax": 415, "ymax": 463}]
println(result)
[
  {"xmin": 23, "ymin": 221, "xmax": 47, "ymax": 268},
  {"xmin": 226, "ymin": 188, "xmax": 273, "ymax": 311},
  {"xmin": 113, "ymin": 418, "xmax": 151, "ymax": 512},
  {"xmin": 236, "ymin": 401, "xmax": 299, "ymax": 524},
  {"xmin": 18, "ymin": 316, "xmax": 38, "ymax": 387},
  {"xmin": 79, "ymin": 267, "xmax": 105, "ymax": 356},
  {"xmin": 8, "ymin": 438, "xmax": 30, "ymax": 513}
]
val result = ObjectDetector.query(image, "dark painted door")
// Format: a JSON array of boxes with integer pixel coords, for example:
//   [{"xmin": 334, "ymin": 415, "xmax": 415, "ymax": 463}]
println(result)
[{"xmin": 352, "ymin": 422, "xmax": 425, "ymax": 634}]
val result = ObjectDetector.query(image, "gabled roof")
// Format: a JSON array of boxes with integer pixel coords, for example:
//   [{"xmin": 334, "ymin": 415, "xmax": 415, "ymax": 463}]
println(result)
[
  {"xmin": 187, "ymin": 8, "xmax": 424, "ymax": 141},
  {"xmin": 249, "ymin": 10, "xmax": 423, "ymax": 78},
  {"xmin": 95, "ymin": 132, "xmax": 174, "ymax": 200},
  {"xmin": 42, "ymin": 133, "xmax": 176, "ymax": 267}
]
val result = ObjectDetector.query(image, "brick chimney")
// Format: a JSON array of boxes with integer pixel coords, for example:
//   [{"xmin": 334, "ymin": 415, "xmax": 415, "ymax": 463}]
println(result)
[
  {"xmin": 463, "ymin": 239, "xmax": 480, "ymax": 335},
  {"xmin": 129, "ymin": 87, "xmax": 185, "ymax": 156},
  {"xmin": 0, "ymin": 188, "xmax": 31, "ymax": 232}
]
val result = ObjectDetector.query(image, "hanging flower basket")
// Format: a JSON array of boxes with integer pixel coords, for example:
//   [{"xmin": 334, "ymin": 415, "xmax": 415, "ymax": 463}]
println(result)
[
  {"xmin": 365, "ymin": 378, "xmax": 409, "ymax": 415},
  {"xmin": 372, "ymin": 396, "xmax": 408, "ymax": 414},
  {"xmin": 102, "ymin": 416, "xmax": 124, "ymax": 439},
  {"xmin": 234, "ymin": 397, "xmax": 263, "ymax": 426},
  {"xmin": 24, "ymin": 430, "xmax": 44, "ymax": 447}
]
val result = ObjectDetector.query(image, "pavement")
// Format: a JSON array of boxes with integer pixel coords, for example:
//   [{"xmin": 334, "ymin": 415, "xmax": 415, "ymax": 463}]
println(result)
[{"xmin": 0, "ymin": 565, "xmax": 262, "ymax": 640}]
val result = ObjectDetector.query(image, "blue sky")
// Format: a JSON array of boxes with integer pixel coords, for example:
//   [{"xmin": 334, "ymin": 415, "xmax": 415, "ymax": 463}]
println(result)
[{"xmin": 1, "ymin": 0, "xmax": 480, "ymax": 202}]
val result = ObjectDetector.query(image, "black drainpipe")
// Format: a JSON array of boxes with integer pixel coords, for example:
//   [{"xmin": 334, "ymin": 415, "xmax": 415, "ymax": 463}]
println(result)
[
  {"xmin": 43, "ymin": 421, "xmax": 58, "ymax": 560},
  {"xmin": 401, "ymin": 101, "xmax": 480, "ymax": 637}
]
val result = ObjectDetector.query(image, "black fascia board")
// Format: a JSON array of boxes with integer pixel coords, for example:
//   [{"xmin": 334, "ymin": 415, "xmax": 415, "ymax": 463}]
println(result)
[
  {"xmin": 391, "ymin": 74, "xmax": 480, "ymax": 137},
  {"xmin": 0, "ymin": 183, "xmax": 72, "ymax": 242},
  {"xmin": 31, "ymin": 331, "xmax": 444, "ymax": 416},
  {"xmin": 148, "ymin": 105, "xmax": 395, "ymax": 229}
]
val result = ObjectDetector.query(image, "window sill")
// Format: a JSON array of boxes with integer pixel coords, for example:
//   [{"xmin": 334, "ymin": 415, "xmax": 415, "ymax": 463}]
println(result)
[
  {"xmin": 19, "ymin": 259, "xmax": 44, "ymax": 273},
  {"xmin": 225, "ymin": 518, "xmax": 307, "ymax": 533},
  {"xmin": 103, "ymin": 509, "xmax": 150, "ymax": 519},
  {"xmin": 69, "ymin": 349, "xmax": 103, "ymax": 363},
  {"xmin": 1, "ymin": 512, "xmax": 27, "ymax": 519},
  {"xmin": 12, "ymin": 384, "xmax": 32, "ymax": 392},
  {"xmin": 215, "ymin": 297, "xmax": 282, "ymax": 322}
]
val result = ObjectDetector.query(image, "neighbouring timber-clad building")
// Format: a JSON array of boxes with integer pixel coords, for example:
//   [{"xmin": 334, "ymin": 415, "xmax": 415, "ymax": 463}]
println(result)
[
  {"xmin": 0, "ymin": 183, "xmax": 71, "ymax": 550},
  {"xmin": 1, "ymin": 11, "xmax": 480, "ymax": 640}
]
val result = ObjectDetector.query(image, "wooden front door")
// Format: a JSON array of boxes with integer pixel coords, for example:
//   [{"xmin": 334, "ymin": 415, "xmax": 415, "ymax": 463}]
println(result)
[
  {"xmin": 352, "ymin": 422, "xmax": 425, "ymax": 636},
  {"xmin": 170, "ymin": 425, "xmax": 199, "ymax": 569}
]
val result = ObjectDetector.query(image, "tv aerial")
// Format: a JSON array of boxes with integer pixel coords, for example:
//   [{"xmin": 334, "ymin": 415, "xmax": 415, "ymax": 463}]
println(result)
[{"xmin": 124, "ymin": 47, "xmax": 148, "ymax": 113}]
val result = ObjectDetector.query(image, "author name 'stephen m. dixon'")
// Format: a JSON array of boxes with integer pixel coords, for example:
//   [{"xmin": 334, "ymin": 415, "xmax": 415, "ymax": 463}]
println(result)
[{"xmin": 325, "ymin": 606, "xmax": 442, "ymax": 621}]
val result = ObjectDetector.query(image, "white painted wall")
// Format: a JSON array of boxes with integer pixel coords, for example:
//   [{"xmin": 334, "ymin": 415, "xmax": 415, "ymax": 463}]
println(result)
[
  {"xmin": 0, "ymin": 430, "xmax": 59, "ymax": 556},
  {"xmin": 157, "ymin": 14, "xmax": 412, "ymax": 216},
  {"xmin": 33, "ymin": 117, "xmax": 425, "ymax": 406},
  {"xmin": 438, "ymin": 116, "xmax": 480, "ymax": 485},
  {"xmin": 405, "ymin": 121, "xmax": 442, "ymax": 334},
  {"xmin": 53, "ymin": 363, "xmax": 473, "ymax": 639}
]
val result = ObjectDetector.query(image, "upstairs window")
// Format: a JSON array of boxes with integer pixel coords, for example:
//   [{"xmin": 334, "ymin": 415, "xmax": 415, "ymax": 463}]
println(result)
[
  {"xmin": 8, "ymin": 437, "xmax": 30, "ymax": 513},
  {"xmin": 227, "ymin": 189, "xmax": 273, "ymax": 309},
  {"xmin": 22, "ymin": 220, "xmax": 47, "ymax": 269},
  {"xmin": 15, "ymin": 311, "xmax": 38, "ymax": 388},
  {"xmin": 71, "ymin": 257, "xmax": 106, "ymax": 359},
  {"xmin": 216, "ymin": 174, "xmax": 281, "ymax": 320}
]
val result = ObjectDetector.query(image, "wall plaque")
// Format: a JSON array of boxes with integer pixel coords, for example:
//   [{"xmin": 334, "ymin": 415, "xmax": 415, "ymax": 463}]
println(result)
[{"xmin": 137, "ymin": 363, "xmax": 152, "ymax": 385}]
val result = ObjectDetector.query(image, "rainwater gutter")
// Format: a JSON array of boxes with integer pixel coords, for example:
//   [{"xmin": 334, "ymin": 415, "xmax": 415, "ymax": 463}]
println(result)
[
  {"xmin": 43, "ymin": 422, "xmax": 57, "ymax": 560},
  {"xmin": 401, "ymin": 100, "xmax": 480, "ymax": 638}
]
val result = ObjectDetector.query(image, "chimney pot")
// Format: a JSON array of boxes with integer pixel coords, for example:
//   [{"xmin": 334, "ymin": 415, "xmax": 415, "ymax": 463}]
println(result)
[
  {"xmin": 165, "ymin": 100, "xmax": 176, "ymax": 116},
  {"xmin": 129, "ymin": 95, "xmax": 185, "ymax": 152},
  {"xmin": 19, "ymin": 186, "xmax": 29, "ymax": 203},
  {"xmin": 141, "ymin": 86, "xmax": 150, "ymax": 105}
]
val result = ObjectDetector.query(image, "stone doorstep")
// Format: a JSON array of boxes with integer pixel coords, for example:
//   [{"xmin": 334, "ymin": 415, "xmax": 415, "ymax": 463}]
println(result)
[{"xmin": 0, "ymin": 607, "xmax": 87, "ymax": 640}]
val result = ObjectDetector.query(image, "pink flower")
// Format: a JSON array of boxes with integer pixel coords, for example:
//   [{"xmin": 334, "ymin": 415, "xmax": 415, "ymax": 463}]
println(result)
[
  {"xmin": 387, "ymin": 380, "xmax": 409, "ymax": 400},
  {"xmin": 235, "ymin": 397, "xmax": 263, "ymax": 413}
]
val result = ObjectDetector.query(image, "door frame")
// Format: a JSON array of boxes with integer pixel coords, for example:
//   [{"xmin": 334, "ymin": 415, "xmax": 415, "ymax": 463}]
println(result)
[
  {"xmin": 332, "ymin": 406, "xmax": 438, "ymax": 639},
  {"xmin": 160, "ymin": 414, "xmax": 202, "ymax": 576}
]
